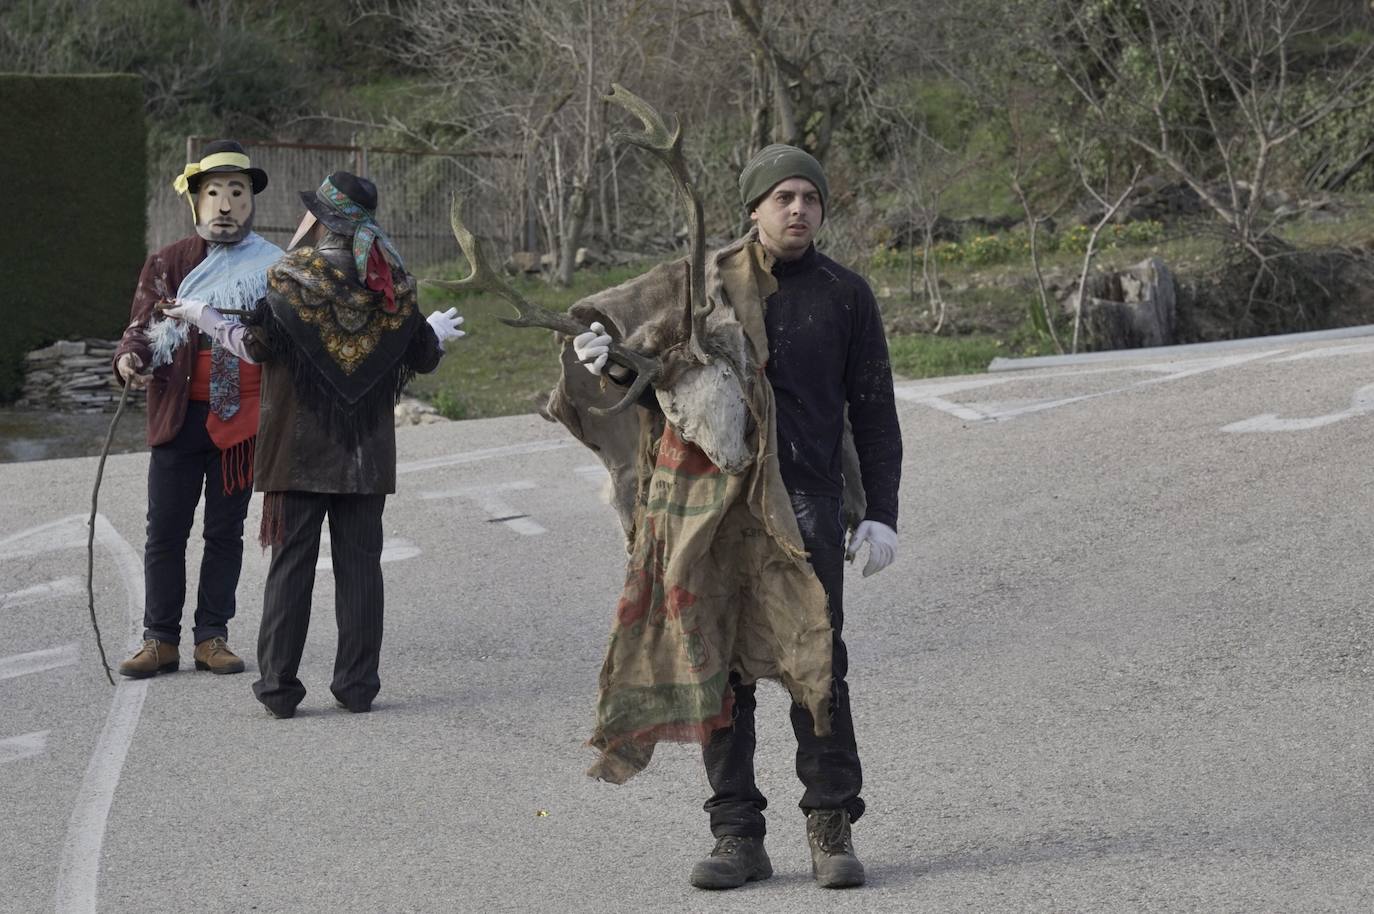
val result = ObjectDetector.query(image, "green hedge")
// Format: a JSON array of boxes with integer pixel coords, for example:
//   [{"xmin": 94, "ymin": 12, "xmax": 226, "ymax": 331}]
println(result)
[{"xmin": 0, "ymin": 74, "xmax": 146, "ymax": 401}]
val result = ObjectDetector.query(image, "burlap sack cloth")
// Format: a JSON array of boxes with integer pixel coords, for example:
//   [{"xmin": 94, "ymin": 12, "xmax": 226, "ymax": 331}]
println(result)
[{"xmin": 546, "ymin": 234, "xmax": 860, "ymax": 783}]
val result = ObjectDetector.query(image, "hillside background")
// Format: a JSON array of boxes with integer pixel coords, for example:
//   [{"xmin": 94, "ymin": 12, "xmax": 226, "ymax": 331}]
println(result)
[{"xmin": 6, "ymin": 0, "xmax": 1374, "ymax": 418}]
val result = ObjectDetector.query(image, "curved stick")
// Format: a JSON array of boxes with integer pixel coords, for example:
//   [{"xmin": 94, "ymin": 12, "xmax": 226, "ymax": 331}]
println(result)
[
  {"xmin": 85, "ymin": 376, "xmax": 130, "ymax": 686},
  {"xmin": 426, "ymin": 196, "xmax": 663, "ymax": 417}
]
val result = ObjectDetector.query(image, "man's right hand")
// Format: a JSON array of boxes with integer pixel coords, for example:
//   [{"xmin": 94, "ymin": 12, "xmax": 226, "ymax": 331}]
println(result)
[
  {"xmin": 115, "ymin": 352, "xmax": 148, "ymax": 390},
  {"xmin": 573, "ymin": 322, "xmax": 613, "ymax": 376},
  {"xmin": 572, "ymin": 321, "xmax": 631, "ymax": 382}
]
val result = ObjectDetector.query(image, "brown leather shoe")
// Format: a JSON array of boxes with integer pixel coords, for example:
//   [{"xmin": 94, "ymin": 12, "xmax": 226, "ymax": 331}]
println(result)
[
  {"xmin": 118, "ymin": 639, "xmax": 178, "ymax": 678},
  {"xmin": 193, "ymin": 637, "xmax": 245, "ymax": 674}
]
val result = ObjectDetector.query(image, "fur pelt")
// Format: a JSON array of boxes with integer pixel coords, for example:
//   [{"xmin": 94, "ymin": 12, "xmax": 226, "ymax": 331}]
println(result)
[{"xmin": 543, "ymin": 232, "xmax": 866, "ymax": 548}]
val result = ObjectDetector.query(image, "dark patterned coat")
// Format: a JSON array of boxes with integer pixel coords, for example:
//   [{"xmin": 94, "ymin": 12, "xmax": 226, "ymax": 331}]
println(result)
[{"xmin": 244, "ymin": 234, "xmax": 442, "ymax": 494}]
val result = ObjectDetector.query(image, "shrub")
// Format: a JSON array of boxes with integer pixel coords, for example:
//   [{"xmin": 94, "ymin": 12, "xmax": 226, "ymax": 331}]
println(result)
[{"xmin": 0, "ymin": 74, "xmax": 146, "ymax": 401}]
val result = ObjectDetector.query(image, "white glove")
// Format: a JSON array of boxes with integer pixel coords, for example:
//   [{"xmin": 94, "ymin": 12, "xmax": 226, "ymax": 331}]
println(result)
[
  {"xmin": 159, "ymin": 297, "xmax": 212, "ymax": 327},
  {"xmin": 846, "ymin": 520, "xmax": 898, "ymax": 577},
  {"xmin": 115, "ymin": 352, "xmax": 147, "ymax": 389},
  {"xmin": 573, "ymin": 321, "xmax": 613, "ymax": 375},
  {"xmin": 427, "ymin": 307, "xmax": 465, "ymax": 350}
]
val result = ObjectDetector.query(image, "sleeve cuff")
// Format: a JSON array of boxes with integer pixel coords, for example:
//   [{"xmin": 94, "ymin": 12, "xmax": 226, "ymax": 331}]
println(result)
[{"xmin": 863, "ymin": 510, "xmax": 897, "ymax": 532}]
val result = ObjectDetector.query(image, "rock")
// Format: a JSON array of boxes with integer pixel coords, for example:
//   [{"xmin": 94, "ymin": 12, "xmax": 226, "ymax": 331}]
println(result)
[
  {"xmin": 27, "ymin": 340, "xmax": 86, "ymax": 360},
  {"xmin": 17, "ymin": 338, "xmax": 147, "ymax": 413},
  {"xmin": 1118, "ymin": 181, "xmax": 1207, "ymax": 224},
  {"xmin": 394, "ymin": 396, "xmax": 447, "ymax": 427},
  {"xmin": 1074, "ymin": 257, "xmax": 1178, "ymax": 350},
  {"xmin": 506, "ymin": 251, "xmax": 542, "ymax": 274},
  {"xmin": 62, "ymin": 356, "xmax": 109, "ymax": 369}
]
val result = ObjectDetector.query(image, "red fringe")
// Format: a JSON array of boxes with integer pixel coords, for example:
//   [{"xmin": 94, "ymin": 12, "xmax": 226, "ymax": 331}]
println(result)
[
  {"xmin": 220, "ymin": 435, "xmax": 256, "ymax": 496},
  {"xmin": 259, "ymin": 491, "xmax": 286, "ymax": 550}
]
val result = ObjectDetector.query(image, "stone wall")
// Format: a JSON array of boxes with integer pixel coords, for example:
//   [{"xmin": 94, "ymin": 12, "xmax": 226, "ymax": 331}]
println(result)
[
  {"xmin": 16, "ymin": 338, "xmax": 446, "ymax": 427},
  {"xmin": 16, "ymin": 340, "xmax": 144, "ymax": 413}
]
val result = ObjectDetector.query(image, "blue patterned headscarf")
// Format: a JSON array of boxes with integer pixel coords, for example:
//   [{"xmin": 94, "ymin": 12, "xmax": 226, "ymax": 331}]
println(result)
[{"xmin": 317, "ymin": 176, "xmax": 406, "ymax": 278}]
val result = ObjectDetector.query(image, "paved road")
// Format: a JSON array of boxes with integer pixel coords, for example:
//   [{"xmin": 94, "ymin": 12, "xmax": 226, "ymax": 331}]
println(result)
[{"xmin": 2, "ymin": 335, "xmax": 1373, "ymax": 913}]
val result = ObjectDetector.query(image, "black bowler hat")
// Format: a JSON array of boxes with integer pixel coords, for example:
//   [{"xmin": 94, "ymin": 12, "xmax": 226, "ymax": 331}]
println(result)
[
  {"xmin": 299, "ymin": 171, "xmax": 380, "ymax": 236},
  {"xmin": 182, "ymin": 139, "xmax": 269, "ymax": 195}
]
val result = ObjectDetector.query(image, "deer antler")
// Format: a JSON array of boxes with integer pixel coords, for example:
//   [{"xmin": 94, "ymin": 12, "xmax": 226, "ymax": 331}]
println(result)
[
  {"xmin": 426, "ymin": 196, "xmax": 662, "ymax": 417},
  {"xmin": 604, "ymin": 84, "xmax": 712, "ymax": 354}
]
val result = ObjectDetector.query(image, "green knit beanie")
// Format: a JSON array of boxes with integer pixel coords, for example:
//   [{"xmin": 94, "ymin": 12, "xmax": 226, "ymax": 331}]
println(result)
[{"xmin": 738, "ymin": 144, "xmax": 828, "ymax": 215}]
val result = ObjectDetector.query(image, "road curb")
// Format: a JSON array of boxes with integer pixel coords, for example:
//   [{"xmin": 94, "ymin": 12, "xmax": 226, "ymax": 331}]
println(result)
[{"xmin": 986, "ymin": 324, "xmax": 1374, "ymax": 373}]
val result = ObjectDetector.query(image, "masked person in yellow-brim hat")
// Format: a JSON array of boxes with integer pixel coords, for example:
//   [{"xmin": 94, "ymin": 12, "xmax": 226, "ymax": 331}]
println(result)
[
  {"xmin": 111, "ymin": 139, "xmax": 282, "ymax": 679},
  {"xmin": 162, "ymin": 170, "xmax": 465, "ymax": 718}
]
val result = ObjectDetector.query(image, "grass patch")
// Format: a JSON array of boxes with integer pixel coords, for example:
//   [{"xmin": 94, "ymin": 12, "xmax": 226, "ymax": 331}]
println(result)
[
  {"xmin": 408, "ymin": 260, "xmax": 657, "ymax": 419},
  {"xmin": 404, "ymin": 198, "xmax": 1374, "ymax": 417},
  {"xmin": 887, "ymin": 324, "xmax": 1060, "ymax": 379},
  {"xmin": 888, "ymin": 333, "xmax": 1009, "ymax": 378}
]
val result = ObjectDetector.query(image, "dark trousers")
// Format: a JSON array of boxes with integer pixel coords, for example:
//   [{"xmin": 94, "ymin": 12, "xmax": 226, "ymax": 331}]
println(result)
[
  {"xmin": 143, "ymin": 401, "xmax": 252, "ymax": 645},
  {"xmin": 252, "ymin": 491, "xmax": 387, "ymax": 715},
  {"xmin": 702, "ymin": 493, "xmax": 865, "ymax": 838}
]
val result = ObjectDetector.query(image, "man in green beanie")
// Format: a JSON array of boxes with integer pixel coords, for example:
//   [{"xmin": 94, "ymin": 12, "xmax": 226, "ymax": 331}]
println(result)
[{"xmin": 575, "ymin": 142, "xmax": 903, "ymax": 890}]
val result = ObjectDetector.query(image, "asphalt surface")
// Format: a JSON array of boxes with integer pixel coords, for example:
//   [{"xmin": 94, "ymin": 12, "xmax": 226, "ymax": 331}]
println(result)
[{"xmin": 2, "ymin": 334, "xmax": 1373, "ymax": 913}]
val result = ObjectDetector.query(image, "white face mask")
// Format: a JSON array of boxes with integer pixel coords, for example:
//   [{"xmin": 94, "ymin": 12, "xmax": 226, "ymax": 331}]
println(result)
[{"xmin": 194, "ymin": 172, "xmax": 254, "ymax": 243}]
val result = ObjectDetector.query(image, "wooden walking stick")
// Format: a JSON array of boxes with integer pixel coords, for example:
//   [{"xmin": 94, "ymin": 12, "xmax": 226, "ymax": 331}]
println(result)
[{"xmin": 85, "ymin": 374, "xmax": 132, "ymax": 686}]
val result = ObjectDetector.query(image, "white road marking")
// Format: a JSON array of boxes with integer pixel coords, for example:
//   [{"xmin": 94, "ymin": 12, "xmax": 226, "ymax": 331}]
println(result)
[
  {"xmin": 574, "ymin": 464, "xmax": 609, "ymax": 484},
  {"xmin": 919, "ymin": 396, "xmax": 992, "ymax": 422},
  {"xmin": 0, "ymin": 643, "xmax": 79, "ymax": 681},
  {"xmin": 55, "ymin": 514, "xmax": 148, "ymax": 914},
  {"xmin": 0, "ymin": 730, "xmax": 49, "ymax": 765},
  {"xmin": 1133, "ymin": 351, "xmax": 1283, "ymax": 385},
  {"xmin": 0, "ymin": 515, "xmax": 88, "ymax": 561},
  {"xmin": 1222, "ymin": 383, "xmax": 1374, "ymax": 433},
  {"xmin": 421, "ymin": 481, "xmax": 547, "ymax": 536},
  {"xmin": 893, "ymin": 376, "xmax": 1014, "ymax": 401},
  {"xmin": 316, "ymin": 536, "xmax": 422, "ymax": 572},
  {"xmin": 912, "ymin": 351, "xmax": 1279, "ymax": 423},
  {"xmin": 397, "ymin": 439, "xmax": 571, "ymax": 475},
  {"xmin": 1275, "ymin": 342, "xmax": 1374, "ymax": 362},
  {"xmin": 0, "ymin": 576, "xmax": 82, "ymax": 609}
]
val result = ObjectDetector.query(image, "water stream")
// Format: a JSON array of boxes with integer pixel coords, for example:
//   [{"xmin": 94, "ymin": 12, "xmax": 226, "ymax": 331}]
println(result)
[{"xmin": 0, "ymin": 408, "xmax": 149, "ymax": 463}]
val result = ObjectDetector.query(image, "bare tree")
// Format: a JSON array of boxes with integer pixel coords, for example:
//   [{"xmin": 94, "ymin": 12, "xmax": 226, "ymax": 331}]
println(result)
[
  {"xmin": 724, "ymin": 0, "xmax": 922, "ymax": 162},
  {"xmin": 876, "ymin": 104, "xmax": 982, "ymax": 335},
  {"xmin": 1042, "ymin": 0, "xmax": 1374, "ymax": 262},
  {"xmin": 1005, "ymin": 87, "xmax": 1072, "ymax": 354},
  {"xmin": 1069, "ymin": 161, "xmax": 1143, "ymax": 353},
  {"xmin": 357, "ymin": 0, "xmax": 727, "ymax": 286}
]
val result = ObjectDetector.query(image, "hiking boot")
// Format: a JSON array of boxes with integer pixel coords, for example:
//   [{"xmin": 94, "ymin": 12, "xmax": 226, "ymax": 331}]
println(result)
[
  {"xmin": 334, "ymin": 698, "xmax": 372, "ymax": 714},
  {"xmin": 193, "ymin": 637, "xmax": 245, "ymax": 674},
  {"xmin": 806, "ymin": 809, "xmax": 865, "ymax": 888},
  {"xmin": 117, "ymin": 639, "xmax": 178, "ymax": 679},
  {"xmin": 688, "ymin": 835, "xmax": 772, "ymax": 890}
]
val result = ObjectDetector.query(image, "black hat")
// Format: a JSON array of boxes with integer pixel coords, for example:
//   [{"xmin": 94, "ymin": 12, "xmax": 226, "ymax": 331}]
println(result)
[
  {"xmin": 299, "ymin": 171, "xmax": 379, "ymax": 236},
  {"xmin": 182, "ymin": 139, "xmax": 268, "ymax": 195}
]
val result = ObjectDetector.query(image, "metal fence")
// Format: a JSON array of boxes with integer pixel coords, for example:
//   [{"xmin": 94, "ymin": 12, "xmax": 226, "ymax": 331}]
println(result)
[{"xmin": 148, "ymin": 137, "xmax": 514, "ymax": 271}]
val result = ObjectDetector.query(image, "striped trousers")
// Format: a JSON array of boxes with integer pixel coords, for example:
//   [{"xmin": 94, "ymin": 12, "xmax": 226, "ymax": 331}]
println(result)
[{"xmin": 252, "ymin": 491, "xmax": 387, "ymax": 716}]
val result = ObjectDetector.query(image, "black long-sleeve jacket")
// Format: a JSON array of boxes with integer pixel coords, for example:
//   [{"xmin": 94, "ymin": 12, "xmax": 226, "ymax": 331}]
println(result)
[{"xmin": 763, "ymin": 245, "xmax": 902, "ymax": 530}]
